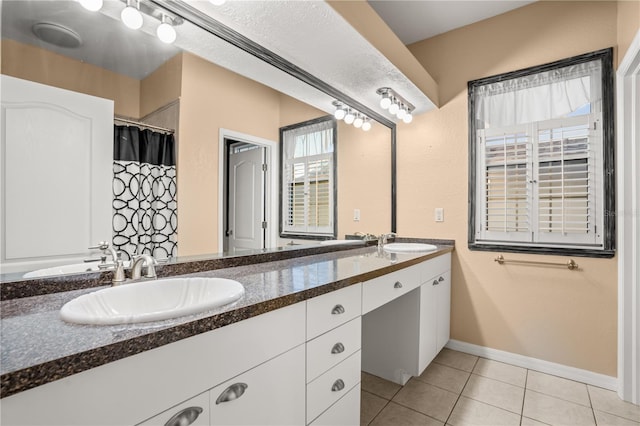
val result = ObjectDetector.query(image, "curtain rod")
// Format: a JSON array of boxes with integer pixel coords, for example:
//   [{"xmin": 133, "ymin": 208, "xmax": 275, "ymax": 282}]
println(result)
[{"xmin": 114, "ymin": 117, "xmax": 175, "ymax": 134}]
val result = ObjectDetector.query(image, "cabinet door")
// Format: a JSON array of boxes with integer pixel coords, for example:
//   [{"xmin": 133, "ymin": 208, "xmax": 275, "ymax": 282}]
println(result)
[
  {"xmin": 418, "ymin": 282, "xmax": 438, "ymax": 372},
  {"xmin": 137, "ymin": 393, "xmax": 209, "ymax": 426},
  {"xmin": 435, "ymin": 271, "xmax": 451, "ymax": 352},
  {"xmin": 209, "ymin": 344, "xmax": 305, "ymax": 425}
]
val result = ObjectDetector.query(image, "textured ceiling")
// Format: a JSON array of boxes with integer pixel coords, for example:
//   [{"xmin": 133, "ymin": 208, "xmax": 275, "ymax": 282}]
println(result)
[{"xmin": 1, "ymin": 0, "xmax": 534, "ymax": 124}]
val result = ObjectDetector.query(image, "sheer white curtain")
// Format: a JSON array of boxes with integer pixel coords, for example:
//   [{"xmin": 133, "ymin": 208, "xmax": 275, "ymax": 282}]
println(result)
[{"xmin": 475, "ymin": 60, "xmax": 602, "ymax": 128}]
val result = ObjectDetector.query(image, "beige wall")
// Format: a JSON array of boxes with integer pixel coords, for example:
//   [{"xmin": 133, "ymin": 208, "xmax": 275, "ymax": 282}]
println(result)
[
  {"xmin": 140, "ymin": 53, "xmax": 182, "ymax": 118},
  {"xmin": 177, "ymin": 52, "xmax": 282, "ymax": 256},
  {"xmin": 618, "ymin": 0, "xmax": 640, "ymax": 65},
  {"xmin": 404, "ymin": 1, "xmax": 618, "ymax": 375},
  {"xmin": 337, "ymin": 122, "xmax": 392, "ymax": 237},
  {"xmin": 1, "ymin": 39, "xmax": 140, "ymax": 117}
]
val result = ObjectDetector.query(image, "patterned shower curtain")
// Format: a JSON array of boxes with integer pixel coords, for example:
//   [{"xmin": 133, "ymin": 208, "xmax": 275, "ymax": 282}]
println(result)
[{"xmin": 113, "ymin": 125, "xmax": 177, "ymax": 261}]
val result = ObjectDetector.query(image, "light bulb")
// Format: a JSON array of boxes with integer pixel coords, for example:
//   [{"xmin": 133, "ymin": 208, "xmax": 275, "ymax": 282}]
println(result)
[
  {"xmin": 344, "ymin": 110, "xmax": 355, "ymax": 125},
  {"xmin": 388, "ymin": 101, "xmax": 399, "ymax": 115},
  {"xmin": 121, "ymin": 4, "xmax": 143, "ymax": 30},
  {"xmin": 157, "ymin": 22, "xmax": 176, "ymax": 44},
  {"xmin": 397, "ymin": 107, "xmax": 407, "ymax": 120},
  {"xmin": 209, "ymin": 0, "xmax": 226, "ymax": 5},
  {"xmin": 362, "ymin": 120, "xmax": 372, "ymax": 131},
  {"xmin": 380, "ymin": 94, "xmax": 391, "ymax": 109},
  {"xmin": 334, "ymin": 106, "xmax": 346, "ymax": 120},
  {"xmin": 403, "ymin": 113, "xmax": 413, "ymax": 124},
  {"xmin": 79, "ymin": 0, "xmax": 103, "ymax": 11},
  {"xmin": 353, "ymin": 115, "xmax": 363, "ymax": 128}
]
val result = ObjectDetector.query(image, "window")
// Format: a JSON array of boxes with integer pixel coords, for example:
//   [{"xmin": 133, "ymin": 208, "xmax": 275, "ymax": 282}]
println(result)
[
  {"xmin": 280, "ymin": 117, "xmax": 336, "ymax": 238},
  {"xmin": 468, "ymin": 49, "xmax": 614, "ymax": 257}
]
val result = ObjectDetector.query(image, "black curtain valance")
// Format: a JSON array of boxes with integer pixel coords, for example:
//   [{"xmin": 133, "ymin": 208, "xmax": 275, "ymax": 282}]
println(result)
[{"xmin": 113, "ymin": 125, "xmax": 176, "ymax": 166}]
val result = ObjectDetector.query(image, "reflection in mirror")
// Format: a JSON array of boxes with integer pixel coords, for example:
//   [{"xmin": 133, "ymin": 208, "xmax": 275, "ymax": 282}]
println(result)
[{"xmin": 0, "ymin": 0, "xmax": 391, "ymax": 280}]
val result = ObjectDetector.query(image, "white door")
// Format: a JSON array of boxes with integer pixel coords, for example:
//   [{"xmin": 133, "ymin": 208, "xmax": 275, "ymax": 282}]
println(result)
[
  {"xmin": 227, "ymin": 145, "xmax": 265, "ymax": 252},
  {"xmin": 0, "ymin": 75, "xmax": 113, "ymax": 274}
]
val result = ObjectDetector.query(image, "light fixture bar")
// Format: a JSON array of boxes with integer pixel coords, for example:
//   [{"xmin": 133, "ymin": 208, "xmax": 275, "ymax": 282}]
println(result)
[{"xmin": 376, "ymin": 87, "xmax": 415, "ymax": 113}]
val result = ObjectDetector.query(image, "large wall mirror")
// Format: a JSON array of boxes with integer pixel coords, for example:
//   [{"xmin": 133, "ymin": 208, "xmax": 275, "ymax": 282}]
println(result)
[{"xmin": 0, "ymin": 0, "xmax": 393, "ymax": 280}]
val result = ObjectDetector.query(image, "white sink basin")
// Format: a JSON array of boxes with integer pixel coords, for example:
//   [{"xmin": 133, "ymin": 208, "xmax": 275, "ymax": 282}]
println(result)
[
  {"xmin": 60, "ymin": 277, "xmax": 245, "ymax": 325},
  {"xmin": 23, "ymin": 263, "xmax": 101, "ymax": 278},
  {"xmin": 383, "ymin": 243, "xmax": 438, "ymax": 253}
]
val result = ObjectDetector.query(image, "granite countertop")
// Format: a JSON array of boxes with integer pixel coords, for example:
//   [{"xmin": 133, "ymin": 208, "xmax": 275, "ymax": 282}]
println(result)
[{"xmin": 1, "ymin": 241, "xmax": 454, "ymax": 398}]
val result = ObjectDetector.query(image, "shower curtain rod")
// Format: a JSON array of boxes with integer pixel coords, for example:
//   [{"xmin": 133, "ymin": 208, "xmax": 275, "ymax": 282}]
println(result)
[{"xmin": 114, "ymin": 117, "xmax": 175, "ymax": 134}]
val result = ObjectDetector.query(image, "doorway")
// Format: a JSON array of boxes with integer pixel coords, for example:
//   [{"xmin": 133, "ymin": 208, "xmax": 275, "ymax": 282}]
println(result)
[{"xmin": 219, "ymin": 129, "xmax": 278, "ymax": 253}]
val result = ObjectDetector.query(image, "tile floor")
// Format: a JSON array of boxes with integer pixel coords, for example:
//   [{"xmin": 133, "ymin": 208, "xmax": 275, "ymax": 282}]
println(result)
[{"xmin": 361, "ymin": 348, "xmax": 640, "ymax": 426}]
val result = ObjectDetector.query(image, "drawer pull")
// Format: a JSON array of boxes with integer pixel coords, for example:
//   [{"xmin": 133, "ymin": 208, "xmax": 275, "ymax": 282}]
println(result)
[
  {"xmin": 331, "ymin": 342, "xmax": 345, "ymax": 354},
  {"xmin": 215, "ymin": 383, "xmax": 248, "ymax": 405},
  {"xmin": 331, "ymin": 379, "xmax": 345, "ymax": 392},
  {"xmin": 433, "ymin": 279, "xmax": 439, "ymax": 286},
  {"xmin": 331, "ymin": 304, "xmax": 345, "ymax": 315},
  {"xmin": 164, "ymin": 406, "xmax": 203, "ymax": 426},
  {"xmin": 438, "ymin": 276, "xmax": 445, "ymax": 282},
  {"xmin": 394, "ymin": 281, "xmax": 403, "ymax": 289}
]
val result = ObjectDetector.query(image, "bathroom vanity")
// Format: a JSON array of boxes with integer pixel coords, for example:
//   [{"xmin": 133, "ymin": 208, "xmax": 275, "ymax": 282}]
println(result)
[{"xmin": 0, "ymin": 242, "xmax": 453, "ymax": 425}]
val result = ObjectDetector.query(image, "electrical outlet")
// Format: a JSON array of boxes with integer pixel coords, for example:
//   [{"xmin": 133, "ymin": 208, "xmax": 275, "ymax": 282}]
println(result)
[
  {"xmin": 435, "ymin": 208, "xmax": 444, "ymax": 222},
  {"xmin": 353, "ymin": 209, "xmax": 361, "ymax": 222}
]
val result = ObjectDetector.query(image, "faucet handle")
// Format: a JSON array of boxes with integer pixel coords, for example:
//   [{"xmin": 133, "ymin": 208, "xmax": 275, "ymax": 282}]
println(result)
[{"xmin": 89, "ymin": 241, "xmax": 111, "ymax": 251}]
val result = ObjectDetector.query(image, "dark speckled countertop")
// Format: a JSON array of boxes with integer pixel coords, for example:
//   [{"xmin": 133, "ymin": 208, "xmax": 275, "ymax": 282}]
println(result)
[{"xmin": 1, "ymin": 241, "xmax": 453, "ymax": 398}]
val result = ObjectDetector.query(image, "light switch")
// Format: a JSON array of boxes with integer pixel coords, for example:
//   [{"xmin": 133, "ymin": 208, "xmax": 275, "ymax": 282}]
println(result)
[
  {"xmin": 435, "ymin": 208, "xmax": 444, "ymax": 222},
  {"xmin": 353, "ymin": 209, "xmax": 361, "ymax": 222}
]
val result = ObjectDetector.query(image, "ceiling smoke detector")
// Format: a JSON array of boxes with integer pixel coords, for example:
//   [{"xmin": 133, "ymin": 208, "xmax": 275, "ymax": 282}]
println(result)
[{"xmin": 32, "ymin": 22, "xmax": 82, "ymax": 48}]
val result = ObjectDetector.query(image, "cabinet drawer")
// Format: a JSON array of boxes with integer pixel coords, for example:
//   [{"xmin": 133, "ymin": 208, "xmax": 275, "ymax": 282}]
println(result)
[
  {"xmin": 307, "ymin": 283, "xmax": 361, "ymax": 339},
  {"xmin": 209, "ymin": 344, "xmax": 305, "ymax": 425},
  {"xmin": 362, "ymin": 264, "xmax": 421, "ymax": 314},
  {"xmin": 309, "ymin": 383, "xmax": 360, "ymax": 426},
  {"xmin": 307, "ymin": 317, "xmax": 361, "ymax": 383},
  {"xmin": 420, "ymin": 252, "xmax": 451, "ymax": 284},
  {"xmin": 137, "ymin": 393, "xmax": 209, "ymax": 426},
  {"xmin": 307, "ymin": 351, "xmax": 361, "ymax": 424}
]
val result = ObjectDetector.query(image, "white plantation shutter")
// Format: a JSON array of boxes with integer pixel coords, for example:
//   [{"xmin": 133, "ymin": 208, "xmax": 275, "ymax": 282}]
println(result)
[
  {"xmin": 474, "ymin": 57, "xmax": 604, "ymax": 250},
  {"xmin": 282, "ymin": 119, "xmax": 335, "ymax": 236},
  {"xmin": 535, "ymin": 116, "xmax": 600, "ymax": 246}
]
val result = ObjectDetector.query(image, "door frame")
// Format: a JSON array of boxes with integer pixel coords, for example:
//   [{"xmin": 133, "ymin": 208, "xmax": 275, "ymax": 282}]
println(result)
[
  {"xmin": 617, "ymin": 29, "xmax": 640, "ymax": 405},
  {"xmin": 218, "ymin": 128, "xmax": 278, "ymax": 252}
]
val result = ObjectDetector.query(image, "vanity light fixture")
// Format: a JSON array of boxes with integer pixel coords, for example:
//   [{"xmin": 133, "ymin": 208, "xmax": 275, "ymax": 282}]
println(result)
[
  {"xmin": 121, "ymin": 0, "xmax": 143, "ymax": 30},
  {"xmin": 376, "ymin": 87, "xmax": 415, "ymax": 124},
  {"xmin": 156, "ymin": 15, "xmax": 177, "ymax": 44},
  {"xmin": 344, "ymin": 109, "xmax": 355, "ymax": 125},
  {"xmin": 78, "ymin": 0, "xmax": 103, "ymax": 12},
  {"xmin": 353, "ymin": 113, "xmax": 364, "ymax": 129},
  {"xmin": 334, "ymin": 103, "xmax": 347, "ymax": 120},
  {"xmin": 332, "ymin": 101, "xmax": 372, "ymax": 132}
]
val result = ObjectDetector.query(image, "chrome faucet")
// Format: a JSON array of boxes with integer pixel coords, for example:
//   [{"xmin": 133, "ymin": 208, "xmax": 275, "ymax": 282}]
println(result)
[
  {"xmin": 89, "ymin": 241, "xmax": 125, "ymax": 284},
  {"xmin": 130, "ymin": 254, "xmax": 157, "ymax": 280},
  {"xmin": 354, "ymin": 232, "xmax": 378, "ymax": 242},
  {"xmin": 378, "ymin": 232, "xmax": 397, "ymax": 248}
]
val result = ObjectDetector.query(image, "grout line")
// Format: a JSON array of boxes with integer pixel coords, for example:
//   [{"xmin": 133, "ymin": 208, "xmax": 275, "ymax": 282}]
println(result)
[
  {"xmin": 443, "ymin": 355, "xmax": 480, "ymax": 425},
  {"xmin": 586, "ymin": 385, "xmax": 598, "ymax": 425},
  {"xmin": 520, "ymin": 369, "xmax": 530, "ymax": 426}
]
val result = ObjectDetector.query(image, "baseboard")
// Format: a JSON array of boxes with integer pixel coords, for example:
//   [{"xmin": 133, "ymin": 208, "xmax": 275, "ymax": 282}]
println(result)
[{"xmin": 445, "ymin": 339, "xmax": 617, "ymax": 391}]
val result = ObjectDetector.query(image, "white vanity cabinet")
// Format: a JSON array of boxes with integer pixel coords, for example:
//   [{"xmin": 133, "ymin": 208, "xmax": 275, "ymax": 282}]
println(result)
[
  {"xmin": 362, "ymin": 253, "xmax": 452, "ymax": 385},
  {"xmin": 305, "ymin": 284, "xmax": 362, "ymax": 425},
  {"xmin": 2, "ymin": 250, "xmax": 453, "ymax": 426},
  {"xmin": 1, "ymin": 302, "xmax": 306, "ymax": 426}
]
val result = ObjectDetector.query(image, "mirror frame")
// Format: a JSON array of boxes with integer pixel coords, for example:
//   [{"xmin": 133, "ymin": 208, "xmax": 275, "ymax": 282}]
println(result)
[{"xmin": 155, "ymin": 0, "xmax": 398, "ymax": 233}]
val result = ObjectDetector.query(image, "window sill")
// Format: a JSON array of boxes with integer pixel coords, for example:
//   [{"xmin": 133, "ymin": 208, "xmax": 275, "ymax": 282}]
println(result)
[{"xmin": 468, "ymin": 242, "xmax": 615, "ymax": 259}]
